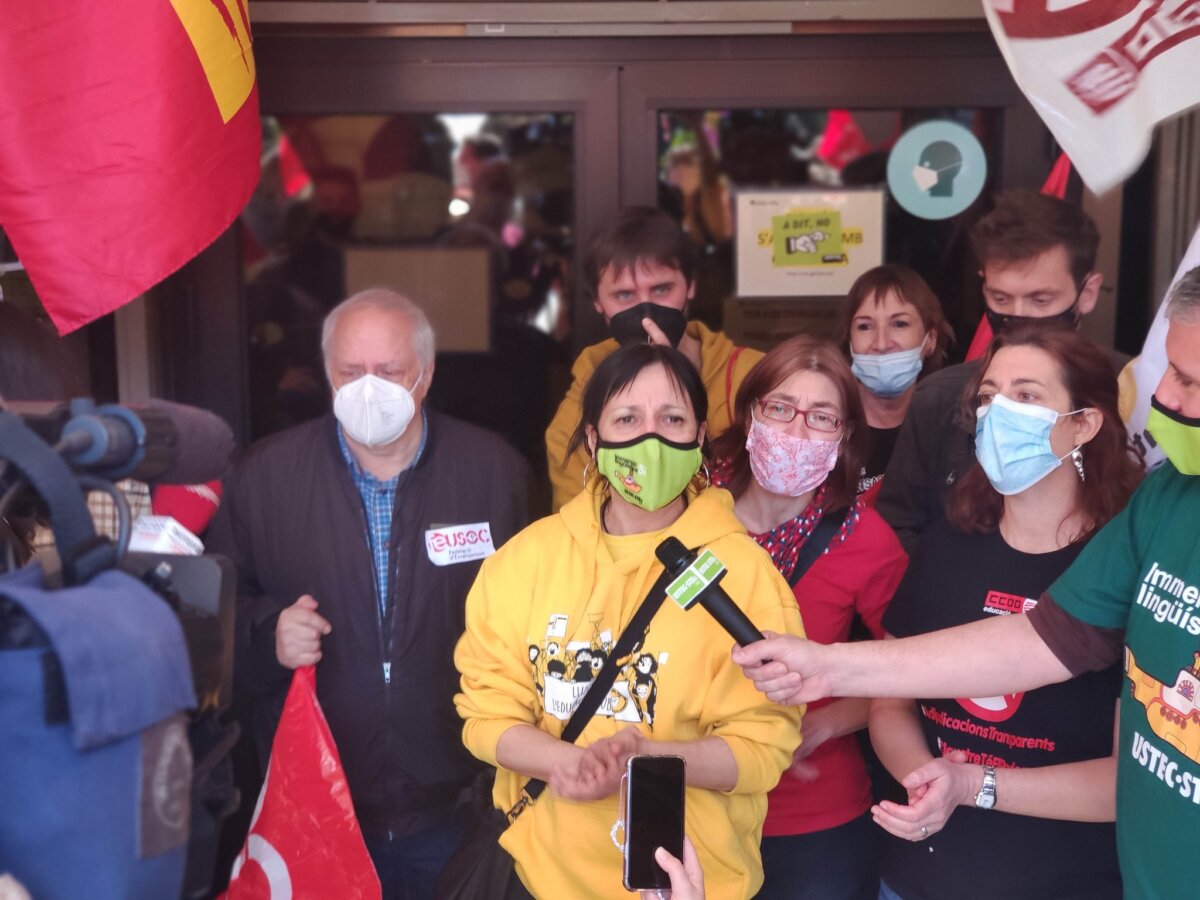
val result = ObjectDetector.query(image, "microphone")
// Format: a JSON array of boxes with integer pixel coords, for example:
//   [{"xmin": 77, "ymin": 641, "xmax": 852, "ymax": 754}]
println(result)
[
  {"xmin": 656, "ymin": 536, "xmax": 765, "ymax": 646},
  {"xmin": 57, "ymin": 399, "xmax": 234, "ymax": 484}
]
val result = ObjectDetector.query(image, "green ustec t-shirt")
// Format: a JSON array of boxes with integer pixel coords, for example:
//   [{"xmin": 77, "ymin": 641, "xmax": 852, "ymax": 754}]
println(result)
[{"xmin": 1049, "ymin": 462, "xmax": 1200, "ymax": 900}]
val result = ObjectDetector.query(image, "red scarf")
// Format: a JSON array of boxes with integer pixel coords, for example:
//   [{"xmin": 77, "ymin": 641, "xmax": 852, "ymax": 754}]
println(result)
[{"xmin": 714, "ymin": 473, "xmax": 862, "ymax": 581}]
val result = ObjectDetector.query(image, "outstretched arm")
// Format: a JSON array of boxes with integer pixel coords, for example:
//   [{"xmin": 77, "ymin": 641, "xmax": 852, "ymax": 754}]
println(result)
[{"xmin": 733, "ymin": 615, "xmax": 1073, "ymax": 706}]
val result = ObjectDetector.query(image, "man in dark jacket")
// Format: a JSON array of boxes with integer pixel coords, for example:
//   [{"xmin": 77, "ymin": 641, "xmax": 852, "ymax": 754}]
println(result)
[
  {"xmin": 876, "ymin": 190, "xmax": 1126, "ymax": 554},
  {"xmin": 207, "ymin": 288, "xmax": 530, "ymax": 899}
]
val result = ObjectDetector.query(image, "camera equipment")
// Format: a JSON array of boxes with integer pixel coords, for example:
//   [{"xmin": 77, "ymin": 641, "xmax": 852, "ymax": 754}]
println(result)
[
  {"xmin": 0, "ymin": 402, "xmax": 236, "ymax": 899},
  {"xmin": 9, "ymin": 397, "xmax": 235, "ymax": 485}
]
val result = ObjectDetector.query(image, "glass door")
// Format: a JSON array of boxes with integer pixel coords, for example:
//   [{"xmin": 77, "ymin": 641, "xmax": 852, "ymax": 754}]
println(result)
[
  {"xmin": 619, "ymin": 41, "xmax": 1052, "ymax": 354},
  {"xmin": 154, "ymin": 40, "xmax": 620, "ymax": 514}
]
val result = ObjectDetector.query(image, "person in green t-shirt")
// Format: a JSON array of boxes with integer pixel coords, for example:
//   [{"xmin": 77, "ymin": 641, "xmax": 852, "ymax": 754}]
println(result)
[{"xmin": 732, "ymin": 267, "xmax": 1200, "ymax": 899}]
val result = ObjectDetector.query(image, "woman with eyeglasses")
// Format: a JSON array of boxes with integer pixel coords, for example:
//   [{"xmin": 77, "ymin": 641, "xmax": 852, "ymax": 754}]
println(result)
[
  {"xmin": 836, "ymin": 265, "xmax": 952, "ymax": 505},
  {"xmin": 867, "ymin": 326, "xmax": 1141, "ymax": 900},
  {"xmin": 455, "ymin": 343, "xmax": 804, "ymax": 899},
  {"xmin": 711, "ymin": 335, "xmax": 908, "ymax": 900}
]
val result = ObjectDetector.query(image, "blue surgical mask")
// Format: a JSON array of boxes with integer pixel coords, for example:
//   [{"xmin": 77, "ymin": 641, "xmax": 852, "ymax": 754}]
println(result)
[
  {"xmin": 851, "ymin": 337, "xmax": 927, "ymax": 399},
  {"xmin": 974, "ymin": 394, "xmax": 1085, "ymax": 495}
]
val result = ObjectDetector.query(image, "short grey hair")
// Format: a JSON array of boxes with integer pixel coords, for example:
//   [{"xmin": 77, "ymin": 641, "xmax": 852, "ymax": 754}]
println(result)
[
  {"xmin": 1165, "ymin": 266, "xmax": 1200, "ymax": 325},
  {"xmin": 321, "ymin": 288, "xmax": 436, "ymax": 373}
]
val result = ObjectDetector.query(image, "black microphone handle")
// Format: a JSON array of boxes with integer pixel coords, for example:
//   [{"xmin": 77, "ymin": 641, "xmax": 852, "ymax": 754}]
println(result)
[{"xmin": 695, "ymin": 587, "xmax": 765, "ymax": 647}]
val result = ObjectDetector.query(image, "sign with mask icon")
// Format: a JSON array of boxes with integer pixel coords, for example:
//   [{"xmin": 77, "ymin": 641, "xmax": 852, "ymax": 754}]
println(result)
[
  {"xmin": 886, "ymin": 121, "xmax": 987, "ymax": 221},
  {"xmin": 735, "ymin": 188, "xmax": 884, "ymax": 297}
]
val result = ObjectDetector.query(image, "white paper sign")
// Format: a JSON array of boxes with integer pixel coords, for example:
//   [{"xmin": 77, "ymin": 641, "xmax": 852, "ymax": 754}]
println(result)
[
  {"xmin": 735, "ymin": 189, "xmax": 885, "ymax": 297},
  {"xmin": 424, "ymin": 522, "xmax": 495, "ymax": 566},
  {"xmin": 129, "ymin": 515, "xmax": 203, "ymax": 556}
]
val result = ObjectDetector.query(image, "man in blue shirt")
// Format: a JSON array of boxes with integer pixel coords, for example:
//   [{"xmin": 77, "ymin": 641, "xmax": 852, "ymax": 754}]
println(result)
[{"xmin": 210, "ymin": 289, "xmax": 530, "ymax": 899}]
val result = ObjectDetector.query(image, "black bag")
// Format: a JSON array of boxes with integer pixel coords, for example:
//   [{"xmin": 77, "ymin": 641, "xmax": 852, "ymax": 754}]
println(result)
[
  {"xmin": 434, "ymin": 567, "xmax": 674, "ymax": 900},
  {"xmin": 434, "ymin": 768, "xmax": 532, "ymax": 900}
]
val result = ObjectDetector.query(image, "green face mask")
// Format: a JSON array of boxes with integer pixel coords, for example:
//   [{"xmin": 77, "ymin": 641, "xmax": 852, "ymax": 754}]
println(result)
[
  {"xmin": 595, "ymin": 433, "xmax": 702, "ymax": 512},
  {"xmin": 1147, "ymin": 396, "xmax": 1200, "ymax": 475}
]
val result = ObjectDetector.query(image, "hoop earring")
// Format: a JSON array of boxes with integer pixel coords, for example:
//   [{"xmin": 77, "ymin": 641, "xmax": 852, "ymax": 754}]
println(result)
[
  {"xmin": 582, "ymin": 457, "xmax": 595, "ymax": 487},
  {"xmin": 1070, "ymin": 447, "xmax": 1085, "ymax": 482},
  {"xmin": 701, "ymin": 462, "xmax": 712, "ymax": 489}
]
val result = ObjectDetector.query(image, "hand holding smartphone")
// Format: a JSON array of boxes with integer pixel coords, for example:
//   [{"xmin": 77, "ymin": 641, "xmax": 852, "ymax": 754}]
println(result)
[{"xmin": 622, "ymin": 755, "xmax": 686, "ymax": 892}]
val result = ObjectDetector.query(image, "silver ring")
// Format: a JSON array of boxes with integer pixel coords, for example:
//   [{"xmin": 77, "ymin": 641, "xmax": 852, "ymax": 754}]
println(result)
[{"xmin": 919, "ymin": 826, "xmax": 929, "ymax": 839}]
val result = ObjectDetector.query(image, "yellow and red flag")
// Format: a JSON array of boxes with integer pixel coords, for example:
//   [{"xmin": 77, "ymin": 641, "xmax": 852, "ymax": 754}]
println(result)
[{"xmin": 0, "ymin": 1, "xmax": 260, "ymax": 333}]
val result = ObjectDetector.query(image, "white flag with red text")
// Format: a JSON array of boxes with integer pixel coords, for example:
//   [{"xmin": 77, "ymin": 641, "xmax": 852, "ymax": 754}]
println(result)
[{"xmin": 983, "ymin": 0, "xmax": 1200, "ymax": 194}]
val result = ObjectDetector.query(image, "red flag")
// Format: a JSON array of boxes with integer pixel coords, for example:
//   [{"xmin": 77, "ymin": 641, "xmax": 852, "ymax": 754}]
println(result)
[
  {"xmin": 223, "ymin": 667, "xmax": 381, "ymax": 900},
  {"xmin": 816, "ymin": 110, "xmax": 872, "ymax": 171},
  {"xmin": 0, "ymin": 2, "xmax": 261, "ymax": 334},
  {"xmin": 151, "ymin": 481, "xmax": 223, "ymax": 536},
  {"xmin": 1039, "ymin": 152, "xmax": 1072, "ymax": 201},
  {"xmin": 964, "ymin": 318, "xmax": 994, "ymax": 363},
  {"xmin": 965, "ymin": 151, "xmax": 1073, "ymax": 361}
]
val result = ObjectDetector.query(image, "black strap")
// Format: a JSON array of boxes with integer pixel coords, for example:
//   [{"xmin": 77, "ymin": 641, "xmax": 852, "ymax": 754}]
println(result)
[
  {"xmin": 786, "ymin": 508, "xmax": 849, "ymax": 589},
  {"xmin": 0, "ymin": 412, "xmax": 113, "ymax": 584},
  {"xmin": 520, "ymin": 565, "xmax": 675, "ymax": 807}
]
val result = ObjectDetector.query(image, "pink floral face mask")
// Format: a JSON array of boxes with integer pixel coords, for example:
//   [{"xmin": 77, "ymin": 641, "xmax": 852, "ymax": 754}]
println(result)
[{"xmin": 746, "ymin": 416, "xmax": 840, "ymax": 497}]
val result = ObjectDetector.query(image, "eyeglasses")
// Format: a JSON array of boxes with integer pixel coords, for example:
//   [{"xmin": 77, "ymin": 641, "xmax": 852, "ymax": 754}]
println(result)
[{"xmin": 756, "ymin": 399, "xmax": 843, "ymax": 433}]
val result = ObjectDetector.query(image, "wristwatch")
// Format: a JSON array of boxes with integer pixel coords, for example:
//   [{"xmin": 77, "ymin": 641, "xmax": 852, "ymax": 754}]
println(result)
[{"xmin": 974, "ymin": 765, "xmax": 997, "ymax": 810}]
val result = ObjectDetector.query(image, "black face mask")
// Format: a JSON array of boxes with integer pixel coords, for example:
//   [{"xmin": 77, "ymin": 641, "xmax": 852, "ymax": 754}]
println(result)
[
  {"xmin": 984, "ymin": 298, "xmax": 1080, "ymax": 337},
  {"xmin": 608, "ymin": 303, "xmax": 688, "ymax": 348}
]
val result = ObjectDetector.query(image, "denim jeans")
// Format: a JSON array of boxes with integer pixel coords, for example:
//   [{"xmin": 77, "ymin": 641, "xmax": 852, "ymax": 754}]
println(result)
[
  {"xmin": 756, "ymin": 812, "xmax": 880, "ymax": 900},
  {"xmin": 364, "ymin": 822, "xmax": 464, "ymax": 900}
]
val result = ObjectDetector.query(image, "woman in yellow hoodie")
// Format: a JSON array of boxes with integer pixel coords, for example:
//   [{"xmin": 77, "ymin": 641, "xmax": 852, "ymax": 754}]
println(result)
[{"xmin": 455, "ymin": 343, "xmax": 804, "ymax": 899}]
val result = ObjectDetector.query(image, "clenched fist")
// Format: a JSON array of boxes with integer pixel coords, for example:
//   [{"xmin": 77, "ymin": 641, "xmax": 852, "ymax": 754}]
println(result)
[{"xmin": 275, "ymin": 594, "xmax": 331, "ymax": 669}]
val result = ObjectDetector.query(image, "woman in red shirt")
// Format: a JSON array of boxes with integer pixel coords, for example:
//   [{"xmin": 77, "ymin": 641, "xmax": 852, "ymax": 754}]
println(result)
[{"xmin": 712, "ymin": 335, "xmax": 908, "ymax": 899}]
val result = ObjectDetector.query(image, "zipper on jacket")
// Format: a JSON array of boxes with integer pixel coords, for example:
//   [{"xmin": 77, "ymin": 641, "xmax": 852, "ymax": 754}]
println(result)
[
  {"xmin": 375, "ymin": 576, "xmax": 390, "ymax": 685},
  {"xmin": 356, "ymin": 511, "xmax": 392, "ymax": 686}
]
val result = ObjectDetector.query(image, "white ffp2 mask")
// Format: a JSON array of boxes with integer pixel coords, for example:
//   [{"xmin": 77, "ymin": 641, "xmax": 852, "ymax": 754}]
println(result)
[
  {"xmin": 912, "ymin": 165, "xmax": 940, "ymax": 192},
  {"xmin": 333, "ymin": 372, "xmax": 422, "ymax": 447}
]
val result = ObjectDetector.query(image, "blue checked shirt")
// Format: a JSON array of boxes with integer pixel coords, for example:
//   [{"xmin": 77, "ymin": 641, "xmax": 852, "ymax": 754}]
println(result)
[{"xmin": 337, "ymin": 409, "xmax": 428, "ymax": 618}]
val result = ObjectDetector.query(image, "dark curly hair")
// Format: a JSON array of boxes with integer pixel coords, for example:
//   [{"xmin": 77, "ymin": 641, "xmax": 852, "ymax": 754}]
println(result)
[{"xmin": 946, "ymin": 326, "xmax": 1143, "ymax": 541}]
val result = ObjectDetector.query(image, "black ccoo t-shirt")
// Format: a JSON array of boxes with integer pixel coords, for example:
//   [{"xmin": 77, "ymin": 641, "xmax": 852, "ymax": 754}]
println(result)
[
  {"xmin": 859, "ymin": 425, "xmax": 902, "ymax": 498},
  {"xmin": 879, "ymin": 519, "xmax": 1122, "ymax": 900}
]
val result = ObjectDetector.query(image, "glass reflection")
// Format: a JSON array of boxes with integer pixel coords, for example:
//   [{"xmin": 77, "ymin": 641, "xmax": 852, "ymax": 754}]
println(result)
[
  {"xmin": 656, "ymin": 108, "xmax": 1000, "ymax": 351},
  {"xmin": 240, "ymin": 113, "xmax": 574, "ymax": 494}
]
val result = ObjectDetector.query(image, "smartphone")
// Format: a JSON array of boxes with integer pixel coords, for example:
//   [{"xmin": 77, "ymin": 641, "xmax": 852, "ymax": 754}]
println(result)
[{"xmin": 623, "ymin": 754, "xmax": 686, "ymax": 892}]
